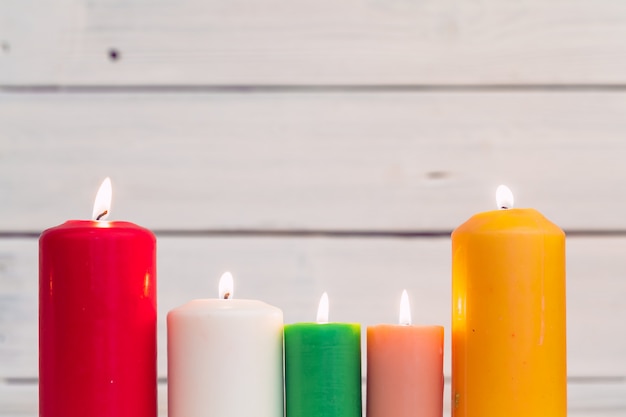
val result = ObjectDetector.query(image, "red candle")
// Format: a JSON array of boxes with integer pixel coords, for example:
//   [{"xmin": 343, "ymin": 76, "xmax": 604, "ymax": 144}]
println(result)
[{"xmin": 39, "ymin": 178, "xmax": 157, "ymax": 417}]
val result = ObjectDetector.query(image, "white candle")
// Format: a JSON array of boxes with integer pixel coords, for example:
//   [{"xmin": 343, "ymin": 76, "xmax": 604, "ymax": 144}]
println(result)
[{"xmin": 167, "ymin": 272, "xmax": 284, "ymax": 417}]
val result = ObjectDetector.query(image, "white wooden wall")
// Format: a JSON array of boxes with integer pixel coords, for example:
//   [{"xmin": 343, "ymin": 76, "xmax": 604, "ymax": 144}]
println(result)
[{"xmin": 1, "ymin": 1, "xmax": 626, "ymax": 416}]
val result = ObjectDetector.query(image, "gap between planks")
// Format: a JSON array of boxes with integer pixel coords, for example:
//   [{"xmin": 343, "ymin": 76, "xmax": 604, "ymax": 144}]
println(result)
[
  {"xmin": 3, "ymin": 230, "xmax": 626, "ymax": 239},
  {"xmin": 5, "ymin": 85, "xmax": 626, "ymax": 94},
  {"xmin": 2, "ymin": 376, "xmax": 624, "ymax": 385}
]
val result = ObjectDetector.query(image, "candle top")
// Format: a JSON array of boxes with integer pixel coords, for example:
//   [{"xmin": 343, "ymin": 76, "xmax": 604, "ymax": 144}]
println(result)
[
  {"xmin": 452, "ymin": 185, "xmax": 563, "ymax": 236},
  {"xmin": 172, "ymin": 271, "xmax": 283, "ymax": 316},
  {"xmin": 284, "ymin": 321, "xmax": 361, "ymax": 328},
  {"xmin": 41, "ymin": 220, "xmax": 154, "ymax": 236},
  {"xmin": 453, "ymin": 207, "xmax": 564, "ymax": 237},
  {"xmin": 169, "ymin": 271, "xmax": 283, "ymax": 317},
  {"xmin": 170, "ymin": 298, "xmax": 283, "ymax": 317},
  {"xmin": 367, "ymin": 323, "xmax": 444, "ymax": 330}
]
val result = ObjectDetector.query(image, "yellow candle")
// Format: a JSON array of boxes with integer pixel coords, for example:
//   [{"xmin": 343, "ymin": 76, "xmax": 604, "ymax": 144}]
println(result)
[{"xmin": 451, "ymin": 185, "xmax": 566, "ymax": 417}]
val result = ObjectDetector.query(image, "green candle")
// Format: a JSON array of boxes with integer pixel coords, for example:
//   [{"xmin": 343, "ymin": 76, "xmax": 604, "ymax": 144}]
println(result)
[{"xmin": 284, "ymin": 293, "xmax": 362, "ymax": 417}]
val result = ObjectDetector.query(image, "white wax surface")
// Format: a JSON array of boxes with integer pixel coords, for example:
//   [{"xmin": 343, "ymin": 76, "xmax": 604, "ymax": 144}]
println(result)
[{"xmin": 167, "ymin": 299, "xmax": 284, "ymax": 417}]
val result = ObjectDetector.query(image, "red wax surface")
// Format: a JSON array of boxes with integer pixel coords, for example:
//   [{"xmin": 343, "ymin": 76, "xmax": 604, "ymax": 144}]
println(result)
[{"xmin": 39, "ymin": 220, "xmax": 157, "ymax": 417}]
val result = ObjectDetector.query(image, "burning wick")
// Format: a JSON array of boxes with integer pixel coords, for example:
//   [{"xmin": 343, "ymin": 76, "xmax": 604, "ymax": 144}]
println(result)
[
  {"xmin": 92, "ymin": 177, "xmax": 112, "ymax": 221},
  {"xmin": 219, "ymin": 272, "xmax": 234, "ymax": 300},
  {"xmin": 96, "ymin": 210, "xmax": 108, "ymax": 221},
  {"xmin": 496, "ymin": 185, "xmax": 514, "ymax": 210}
]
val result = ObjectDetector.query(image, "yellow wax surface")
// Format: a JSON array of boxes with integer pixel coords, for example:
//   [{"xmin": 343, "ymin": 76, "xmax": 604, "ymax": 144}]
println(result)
[
  {"xmin": 366, "ymin": 324, "xmax": 444, "ymax": 417},
  {"xmin": 452, "ymin": 208, "xmax": 566, "ymax": 417}
]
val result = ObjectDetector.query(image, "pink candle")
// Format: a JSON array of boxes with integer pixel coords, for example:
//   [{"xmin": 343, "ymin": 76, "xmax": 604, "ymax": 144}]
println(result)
[{"xmin": 367, "ymin": 290, "xmax": 444, "ymax": 417}]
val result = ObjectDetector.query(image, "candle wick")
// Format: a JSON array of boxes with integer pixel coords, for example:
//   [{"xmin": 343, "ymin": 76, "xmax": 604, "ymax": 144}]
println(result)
[
  {"xmin": 223, "ymin": 292, "xmax": 231, "ymax": 300},
  {"xmin": 96, "ymin": 210, "xmax": 108, "ymax": 221}
]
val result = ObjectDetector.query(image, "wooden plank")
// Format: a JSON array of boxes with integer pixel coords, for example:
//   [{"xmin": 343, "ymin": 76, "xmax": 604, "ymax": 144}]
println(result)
[
  {"xmin": 1, "ymin": 236, "xmax": 625, "ymax": 379},
  {"xmin": 2, "ymin": 91, "xmax": 626, "ymax": 231},
  {"xmin": 0, "ymin": 384, "xmax": 168, "ymax": 417},
  {"xmin": 0, "ymin": 381, "xmax": 624, "ymax": 417},
  {"xmin": 3, "ymin": 0, "xmax": 626, "ymax": 85}
]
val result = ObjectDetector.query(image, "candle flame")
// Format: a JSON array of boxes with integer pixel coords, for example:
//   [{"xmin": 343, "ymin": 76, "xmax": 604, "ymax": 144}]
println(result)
[
  {"xmin": 399, "ymin": 289, "xmax": 412, "ymax": 325},
  {"xmin": 92, "ymin": 177, "xmax": 112, "ymax": 220},
  {"xmin": 496, "ymin": 184, "xmax": 514, "ymax": 210},
  {"xmin": 218, "ymin": 272, "xmax": 234, "ymax": 299},
  {"xmin": 316, "ymin": 292, "xmax": 329, "ymax": 323}
]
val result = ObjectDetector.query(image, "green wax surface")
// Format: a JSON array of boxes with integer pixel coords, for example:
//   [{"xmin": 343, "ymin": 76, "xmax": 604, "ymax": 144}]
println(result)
[{"xmin": 284, "ymin": 322, "xmax": 362, "ymax": 417}]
